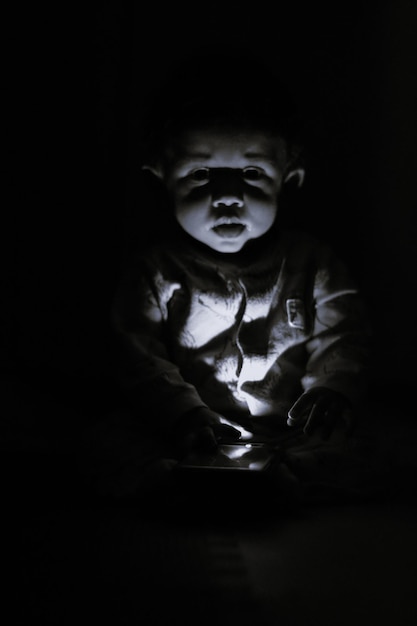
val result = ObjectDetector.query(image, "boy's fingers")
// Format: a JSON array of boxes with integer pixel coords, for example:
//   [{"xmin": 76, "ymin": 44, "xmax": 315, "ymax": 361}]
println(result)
[
  {"xmin": 303, "ymin": 403, "xmax": 335, "ymax": 437},
  {"xmin": 287, "ymin": 390, "xmax": 319, "ymax": 425},
  {"xmin": 304, "ymin": 404, "xmax": 353, "ymax": 440},
  {"xmin": 288, "ymin": 389, "xmax": 352, "ymax": 441},
  {"xmin": 214, "ymin": 423, "xmax": 242, "ymax": 441}
]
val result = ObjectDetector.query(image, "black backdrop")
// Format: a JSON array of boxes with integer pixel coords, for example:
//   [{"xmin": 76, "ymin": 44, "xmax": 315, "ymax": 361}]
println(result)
[{"xmin": 4, "ymin": 1, "xmax": 417, "ymax": 409}]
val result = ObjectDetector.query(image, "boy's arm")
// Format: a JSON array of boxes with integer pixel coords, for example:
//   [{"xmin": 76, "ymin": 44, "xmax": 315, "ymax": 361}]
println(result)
[
  {"xmin": 111, "ymin": 268, "xmax": 210, "ymax": 437},
  {"xmin": 115, "ymin": 328, "xmax": 209, "ymax": 433},
  {"xmin": 302, "ymin": 292, "xmax": 371, "ymax": 406},
  {"xmin": 302, "ymin": 248, "xmax": 372, "ymax": 407},
  {"xmin": 287, "ymin": 248, "xmax": 372, "ymax": 440}
]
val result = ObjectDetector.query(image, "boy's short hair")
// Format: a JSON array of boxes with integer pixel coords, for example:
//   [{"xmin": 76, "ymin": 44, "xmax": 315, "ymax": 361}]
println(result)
[{"xmin": 138, "ymin": 51, "xmax": 304, "ymax": 171}]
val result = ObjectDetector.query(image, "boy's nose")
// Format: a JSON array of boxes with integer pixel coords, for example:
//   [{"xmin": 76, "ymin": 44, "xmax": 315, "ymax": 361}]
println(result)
[
  {"xmin": 212, "ymin": 195, "xmax": 244, "ymax": 208},
  {"xmin": 211, "ymin": 169, "xmax": 244, "ymax": 207}
]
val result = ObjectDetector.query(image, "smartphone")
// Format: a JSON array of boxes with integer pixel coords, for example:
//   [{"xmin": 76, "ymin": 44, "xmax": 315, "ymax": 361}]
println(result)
[{"xmin": 176, "ymin": 443, "xmax": 275, "ymax": 473}]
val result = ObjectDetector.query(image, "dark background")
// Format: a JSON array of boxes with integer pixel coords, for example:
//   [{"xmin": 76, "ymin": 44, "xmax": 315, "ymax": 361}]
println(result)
[
  {"xmin": 2, "ymin": 4, "xmax": 417, "ymax": 625},
  {"xmin": 4, "ymin": 0, "xmax": 417, "ymax": 409}
]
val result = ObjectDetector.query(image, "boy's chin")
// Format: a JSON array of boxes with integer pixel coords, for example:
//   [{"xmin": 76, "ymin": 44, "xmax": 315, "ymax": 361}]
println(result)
[
  {"xmin": 207, "ymin": 240, "xmax": 248, "ymax": 254},
  {"xmin": 201, "ymin": 231, "xmax": 253, "ymax": 254},
  {"xmin": 204, "ymin": 228, "xmax": 277, "ymax": 255}
]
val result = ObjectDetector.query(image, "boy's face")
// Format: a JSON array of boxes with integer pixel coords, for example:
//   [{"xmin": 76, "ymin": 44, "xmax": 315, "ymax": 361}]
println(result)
[{"xmin": 151, "ymin": 127, "xmax": 297, "ymax": 253}]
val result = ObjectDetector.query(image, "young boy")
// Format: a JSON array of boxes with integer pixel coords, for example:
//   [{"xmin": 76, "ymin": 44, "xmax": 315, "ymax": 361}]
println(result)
[{"xmin": 110, "ymin": 54, "xmax": 371, "ymax": 497}]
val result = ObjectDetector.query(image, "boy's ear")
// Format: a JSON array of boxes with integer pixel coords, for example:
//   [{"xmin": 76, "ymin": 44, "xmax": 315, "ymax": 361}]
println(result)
[
  {"xmin": 141, "ymin": 164, "xmax": 164, "ymax": 179},
  {"xmin": 284, "ymin": 167, "xmax": 305, "ymax": 188}
]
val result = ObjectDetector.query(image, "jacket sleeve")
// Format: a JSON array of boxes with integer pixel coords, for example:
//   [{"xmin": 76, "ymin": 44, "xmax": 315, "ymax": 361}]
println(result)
[
  {"xmin": 302, "ymin": 245, "xmax": 372, "ymax": 407},
  {"xmin": 111, "ymin": 262, "xmax": 208, "ymax": 436}
]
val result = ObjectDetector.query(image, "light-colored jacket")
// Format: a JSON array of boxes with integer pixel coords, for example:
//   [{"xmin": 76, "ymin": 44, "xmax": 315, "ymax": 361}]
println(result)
[{"xmin": 112, "ymin": 225, "xmax": 371, "ymax": 435}]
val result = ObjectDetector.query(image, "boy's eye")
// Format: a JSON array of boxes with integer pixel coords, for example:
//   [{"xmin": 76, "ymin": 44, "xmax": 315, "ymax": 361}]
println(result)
[
  {"xmin": 190, "ymin": 168, "xmax": 210, "ymax": 181},
  {"xmin": 242, "ymin": 167, "xmax": 263, "ymax": 180}
]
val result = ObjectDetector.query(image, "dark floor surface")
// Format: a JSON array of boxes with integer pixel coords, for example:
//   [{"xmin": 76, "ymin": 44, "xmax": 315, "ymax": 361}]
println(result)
[
  {"xmin": 2, "ymin": 380, "xmax": 417, "ymax": 626},
  {"xmin": 3, "ymin": 488, "xmax": 417, "ymax": 626}
]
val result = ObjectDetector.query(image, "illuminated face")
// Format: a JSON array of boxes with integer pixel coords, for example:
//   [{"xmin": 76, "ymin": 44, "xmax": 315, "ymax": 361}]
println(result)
[{"xmin": 153, "ymin": 128, "xmax": 291, "ymax": 253}]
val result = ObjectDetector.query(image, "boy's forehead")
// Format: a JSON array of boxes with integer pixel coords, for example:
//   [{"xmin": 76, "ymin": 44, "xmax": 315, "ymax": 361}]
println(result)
[{"xmin": 165, "ymin": 127, "xmax": 288, "ymax": 165}]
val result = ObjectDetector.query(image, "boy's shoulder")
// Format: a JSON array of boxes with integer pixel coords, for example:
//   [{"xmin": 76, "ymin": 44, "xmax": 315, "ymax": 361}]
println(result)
[
  {"xmin": 124, "ymin": 221, "xmax": 197, "ymax": 270},
  {"xmin": 280, "ymin": 227, "xmax": 328, "ymax": 247},
  {"xmin": 273, "ymin": 228, "xmax": 333, "ymax": 262}
]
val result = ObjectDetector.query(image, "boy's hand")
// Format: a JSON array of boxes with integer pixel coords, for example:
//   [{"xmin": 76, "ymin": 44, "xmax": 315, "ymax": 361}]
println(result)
[
  {"xmin": 287, "ymin": 387, "xmax": 354, "ymax": 443},
  {"xmin": 173, "ymin": 407, "xmax": 242, "ymax": 457}
]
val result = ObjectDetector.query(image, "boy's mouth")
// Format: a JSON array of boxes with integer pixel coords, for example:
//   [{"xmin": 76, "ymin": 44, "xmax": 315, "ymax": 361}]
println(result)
[
  {"xmin": 212, "ymin": 224, "xmax": 246, "ymax": 238},
  {"xmin": 211, "ymin": 220, "xmax": 246, "ymax": 239}
]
